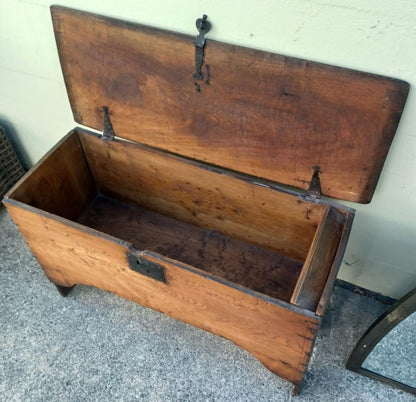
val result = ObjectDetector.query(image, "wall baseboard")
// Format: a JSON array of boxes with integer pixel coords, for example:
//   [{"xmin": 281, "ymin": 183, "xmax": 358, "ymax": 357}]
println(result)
[{"xmin": 336, "ymin": 279, "xmax": 396, "ymax": 305}]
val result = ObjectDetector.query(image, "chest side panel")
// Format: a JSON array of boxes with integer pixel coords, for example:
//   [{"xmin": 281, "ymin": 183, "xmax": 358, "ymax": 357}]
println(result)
[
  {"xmin": 51, "ymin": 6, "xmax": 409, "ymax": 203},
  {"xmin": 5, "ymin": 202, "xmax": 320, "ymax": 387}
]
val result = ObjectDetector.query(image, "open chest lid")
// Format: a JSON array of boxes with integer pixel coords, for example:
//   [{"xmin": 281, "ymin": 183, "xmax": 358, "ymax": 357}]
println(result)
[{"xmin": 51, "ymin": 6, "xmax": 409, "ymax": 203}]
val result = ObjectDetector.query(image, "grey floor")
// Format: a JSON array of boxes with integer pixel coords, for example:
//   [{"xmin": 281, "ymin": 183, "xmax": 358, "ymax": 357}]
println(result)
[{"xmin": 0, "ymin": 206, "xmax": 414, "ymax": 402}]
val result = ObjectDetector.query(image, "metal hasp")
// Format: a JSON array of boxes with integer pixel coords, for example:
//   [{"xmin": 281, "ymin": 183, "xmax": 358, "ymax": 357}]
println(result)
[
  {"xmin": 346, "ymin": 288, "xmax": 416, "ymax": 395},
  {"xmin": 193, "ymin": 14, "xmax": 211, "ymax": 81},
  {"xmin": 307, "ymin": 165, "xmax": 322, "ymax": 199},
  {"xmin": 101, "ymin": 105, "xmax": 115, "ymax": 141},
  {"xmin": 127, "ymin": 252, "xmax": 167, "ymax": 284}
]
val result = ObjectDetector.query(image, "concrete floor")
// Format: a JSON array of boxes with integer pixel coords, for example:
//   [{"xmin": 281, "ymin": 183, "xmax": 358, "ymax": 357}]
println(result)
[{"xmin": 0, "ymin": 206, "xmax": 414, "ymax": 401}]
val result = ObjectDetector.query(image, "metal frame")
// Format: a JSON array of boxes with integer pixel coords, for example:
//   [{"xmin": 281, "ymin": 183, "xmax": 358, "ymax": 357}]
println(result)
[{"xmin": 346, "ymin": 288, "xmax": 416, "ymax": 395}]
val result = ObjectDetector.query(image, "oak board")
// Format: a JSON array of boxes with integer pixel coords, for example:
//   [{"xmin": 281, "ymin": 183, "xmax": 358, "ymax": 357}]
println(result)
[
  {"xmin": 51, "ymin": 5, "xmax": 409, "ymax": 203},
  {"xmin": 291, "ymin": 206, "xmax": 346, "ymax": 311},
  {"xmin": 79, "ymin": 131, "xmax": 326, "ymax": 262},
  {"xmin": 78, "ymin": 194, "xmax": 303, "ymax": 302}
]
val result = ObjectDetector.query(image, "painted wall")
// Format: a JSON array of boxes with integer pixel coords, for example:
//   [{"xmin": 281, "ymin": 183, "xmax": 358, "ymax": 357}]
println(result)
[{"xmin": 1, "ymin": 0, "xmax": 415, "ymax": 298}]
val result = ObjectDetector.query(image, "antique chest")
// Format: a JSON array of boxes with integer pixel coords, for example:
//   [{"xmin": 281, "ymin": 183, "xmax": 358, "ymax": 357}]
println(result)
[{"xmin": 3, "ymin": 6, "xmax": 409, "ymax": 393}]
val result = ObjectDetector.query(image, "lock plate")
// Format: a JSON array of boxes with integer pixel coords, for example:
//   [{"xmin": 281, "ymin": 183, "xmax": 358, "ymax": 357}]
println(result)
[{"xmin": 127, "ymin": 252, "xmax": 167, "ymax": 283}]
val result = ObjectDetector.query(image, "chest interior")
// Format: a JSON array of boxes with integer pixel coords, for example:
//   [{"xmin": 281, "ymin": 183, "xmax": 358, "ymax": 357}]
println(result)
[{"xmin": 8, "ymin": 129, "xmax": 348, "ymax": 314}]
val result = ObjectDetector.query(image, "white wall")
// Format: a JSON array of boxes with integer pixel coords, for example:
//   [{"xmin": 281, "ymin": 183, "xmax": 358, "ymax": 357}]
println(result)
[{"xmin": 1, "ymin": 0, "xmax": 415, "ymax": 298}]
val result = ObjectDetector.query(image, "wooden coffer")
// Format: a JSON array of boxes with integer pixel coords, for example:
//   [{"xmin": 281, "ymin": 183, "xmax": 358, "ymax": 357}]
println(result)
[{"xmin": 3, "ymin": 6, "xmax": 409, "ymax": 393}]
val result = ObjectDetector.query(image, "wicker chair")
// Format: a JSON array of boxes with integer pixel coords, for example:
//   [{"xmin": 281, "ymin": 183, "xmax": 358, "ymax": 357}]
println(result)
[{"xmin": 0, "ymin": 126, "xmax": 25, "ymax": 199}]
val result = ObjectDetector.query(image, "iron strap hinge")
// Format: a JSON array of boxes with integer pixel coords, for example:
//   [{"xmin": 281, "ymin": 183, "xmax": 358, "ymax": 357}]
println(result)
[
  {"xmin": 307, "ymin": 165, "xmax": 322, "ymax": 199},
  {"xmin": 193, "ymin": 15, "xmax": 211, "ymax": 81},
  {"xmin": 101, "ymin": 105, "xmax": 115, "ymax": 141}
]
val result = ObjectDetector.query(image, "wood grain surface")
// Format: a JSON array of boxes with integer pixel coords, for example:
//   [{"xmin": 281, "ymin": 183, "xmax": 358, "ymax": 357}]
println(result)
[
  {"xmin": 7, "ymin": 132, "xmax": 96, "ymax": 220},
  {"xmin": 5, "ymin": 201, "xmax": 320, "ymax": 387},
  {"xmin": 79, "ymin": 131, "xmax": 326, "ymax": 262},
  {"xmin": 52, "ymin": 6, "xmax": 409, "ymax": 203},
  {"xmin": 291, "ymin": 206, "xmax": 346, "ymax": 311},
  {"xmin": 315, "ymin": 211, "xmax": 354, "ymax": 316},
  {"xmin": 78, "ymin": 194, "xmax": 303, "ymax": 302}
]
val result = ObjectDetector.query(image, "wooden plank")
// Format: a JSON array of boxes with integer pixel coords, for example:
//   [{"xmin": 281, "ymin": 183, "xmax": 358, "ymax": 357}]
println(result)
[
  {"xmin": 291, "ymin": 206, "xmax": 346, "ymax": 312},
  {"xmin": 5, "ymin": 131, "xmax": 96, "ymax": 221},
  {"xmin": 79, "ymin": 131, "xmax": 326, "ymax": 262},
  {"xmin": 315, "ymin": 211, "xmax": 354, "ymax": 316},
  {"xmin": 78, "ymin": 194, "xmax": 303, "ymax": 302},
  {"xmin": 4, "ymin": 201, "xmax": 320, "ymax": 387},
  {"xmin": 51, "ymin": 6, "xmax": 409, "ymax": 203}
]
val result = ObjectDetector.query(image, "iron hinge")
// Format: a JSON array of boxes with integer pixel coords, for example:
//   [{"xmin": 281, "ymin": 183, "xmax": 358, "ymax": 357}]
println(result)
[
  {"xmin": 193, "ymin": 14, "xmax": 211, "ymax": 81},
  {"xmin": 101, "ymin": 105, "xmax": 115, "ymax": 141},
  {"xmin": 307, "ymin": 165, "xmax": 322, "ymax": 199}
]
